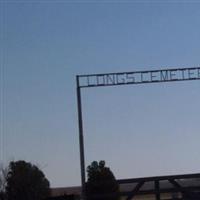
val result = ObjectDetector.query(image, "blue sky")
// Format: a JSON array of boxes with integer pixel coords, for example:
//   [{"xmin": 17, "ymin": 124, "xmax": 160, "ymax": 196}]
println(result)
[{"xmin": 1, "ymin": 1, "xmax": 200, "ymax": 187}]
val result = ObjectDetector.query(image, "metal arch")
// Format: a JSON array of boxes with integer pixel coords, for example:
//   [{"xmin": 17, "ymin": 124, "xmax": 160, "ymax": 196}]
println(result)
[
  {"xmin": 77, "ymin": 67, "xmax": 200, "ymax": 88},
  {"xmin": 76, "ymin": 67, "xmax": 200, "ymax": 200}
]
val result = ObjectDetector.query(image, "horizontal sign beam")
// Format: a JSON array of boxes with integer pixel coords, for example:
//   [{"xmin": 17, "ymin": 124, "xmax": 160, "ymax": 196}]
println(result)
[{"xmin": 77, "ymin": 67, "xmax": 200, "ymax": 88}]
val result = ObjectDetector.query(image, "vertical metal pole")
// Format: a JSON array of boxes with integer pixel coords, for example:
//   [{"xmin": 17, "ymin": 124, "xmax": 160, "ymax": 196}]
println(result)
[
  {"xmin": 76, "ymin": 76, "xmax": 86, "ymax": 200},
  {"xmin": 155, "ymin": 181, "xmax": 160, "ymax": 200}
]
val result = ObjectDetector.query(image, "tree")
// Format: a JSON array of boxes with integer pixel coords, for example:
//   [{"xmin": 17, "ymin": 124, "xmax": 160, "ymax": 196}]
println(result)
[
  {"xmin": 0, "ymin": 164, "xmax": 8, "ymax": 200},
  {"xmin": 86, "ymin": 161, "xmax": 119, "ymax": 200},
  {"xmin": 6, "ymin": 160, "xmax": 50, "ymax": 200}
]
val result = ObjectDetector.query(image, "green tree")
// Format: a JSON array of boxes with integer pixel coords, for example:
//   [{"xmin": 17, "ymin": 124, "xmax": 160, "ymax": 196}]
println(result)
[
  {"xmin": 86, "ymin": 161, "xmax": 119, "ymax": 200},
  {"xmin": 0, "ymin": 164, "xmax": 8, "ymax": 200},
  {"xmin": 6, "ymin": 160, "xmax": 50, "ymax": 200}
]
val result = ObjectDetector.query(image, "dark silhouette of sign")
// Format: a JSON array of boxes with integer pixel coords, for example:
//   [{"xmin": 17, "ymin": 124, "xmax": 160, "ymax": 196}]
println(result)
[{"xmin": 77, "ymin": 67, "xmax": 200, "ymax": 88}]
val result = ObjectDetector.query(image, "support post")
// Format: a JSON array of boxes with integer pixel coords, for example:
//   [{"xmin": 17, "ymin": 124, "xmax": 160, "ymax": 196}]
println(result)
[
  {"xmin": 155, "ymin": 181, "xmax": 160, "ymax": 200},
  {"xmin": 126, "ymin": 181, "xmax": 145, "ymax": 200},
  {"xmin": 76, "ymin": 76, "xmax": 86, "ymax": 200}
]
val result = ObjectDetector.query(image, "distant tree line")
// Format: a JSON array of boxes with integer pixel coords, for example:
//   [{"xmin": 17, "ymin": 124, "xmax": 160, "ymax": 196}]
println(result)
[{"xmin": 0, "ymin": 160, "xmax": 118, "ymax": 200}]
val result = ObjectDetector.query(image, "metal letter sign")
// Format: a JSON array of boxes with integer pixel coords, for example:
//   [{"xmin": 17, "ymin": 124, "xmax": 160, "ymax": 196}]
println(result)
[
  {"xmin": 76, "ymin": 67, "xmax": 200, "ymax": 200},
  {"xmin": 78, "ymin": 67, "xmax": 200, "ymax": 88}
]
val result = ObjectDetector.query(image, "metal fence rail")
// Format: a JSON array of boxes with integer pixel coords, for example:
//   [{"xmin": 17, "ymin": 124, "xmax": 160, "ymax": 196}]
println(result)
[{"xmin": 86, "ymin": 173, "xmax": 200, "ymax": 200}]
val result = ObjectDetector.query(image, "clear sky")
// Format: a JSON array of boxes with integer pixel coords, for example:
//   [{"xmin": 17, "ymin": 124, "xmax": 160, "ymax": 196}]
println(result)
[{"xmin": 1, "ymin": 1, "xmax": 200, "ymax": 187}]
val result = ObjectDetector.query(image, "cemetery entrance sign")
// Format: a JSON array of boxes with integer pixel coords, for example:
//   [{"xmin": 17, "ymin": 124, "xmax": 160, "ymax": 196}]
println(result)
[
  {"xmin": 76, "ymin": 67, "xmax": 200, "ymax": 200},
  {"xmin": 78, "ymin": 67, "xmax": 200, "ymax": 88}
]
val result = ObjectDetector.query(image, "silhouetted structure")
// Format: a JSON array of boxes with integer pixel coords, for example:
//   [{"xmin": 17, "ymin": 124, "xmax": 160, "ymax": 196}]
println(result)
[
  {"xmin": 50, "ymin": 173, "xmax": 200, "ymax": 200},
  {"xmin": 76, "ymin": 67, "xmax": 200, "ymax": 200}
]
